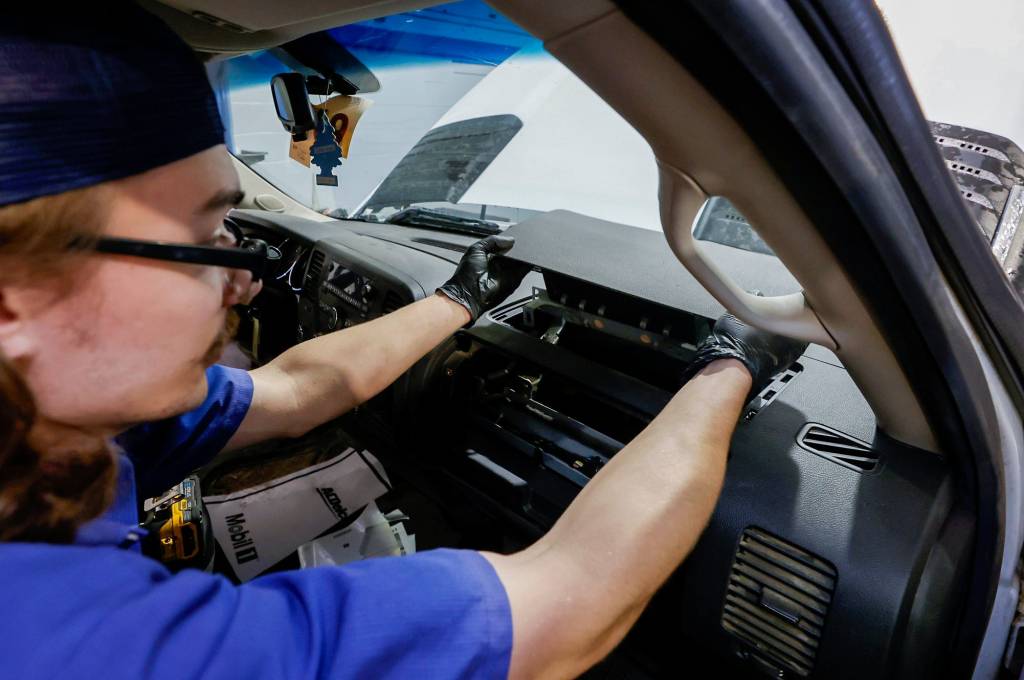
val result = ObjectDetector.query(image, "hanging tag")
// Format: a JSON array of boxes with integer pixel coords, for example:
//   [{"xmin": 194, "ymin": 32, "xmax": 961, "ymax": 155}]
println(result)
[
  {"xmin": 289, "ymin": 130, "xmax": 313, "ymax": 167},
  {"xmin": 289, "ymin": 95, "xmax": 372, "ymax": 168},
  {"xmin": 311, "ymin": 111, "xmax": 341, "ymax": 187},
  {"xmin": 319, "ymin": 95, "xmax": 372, "ymax": 158}
]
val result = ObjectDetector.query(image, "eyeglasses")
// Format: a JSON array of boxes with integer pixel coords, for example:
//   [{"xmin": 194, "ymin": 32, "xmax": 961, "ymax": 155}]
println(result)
[{"xmin": 88, "ymin": 221, "xmax": 280, "ymax": 281}]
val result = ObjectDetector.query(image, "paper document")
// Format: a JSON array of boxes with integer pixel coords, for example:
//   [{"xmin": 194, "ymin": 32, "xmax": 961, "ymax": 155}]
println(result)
[
  {"xmin": 205, "ymin": 448, "xmax": 390, "ymax": 582},
  {"xmin": 297, "ymin": 501, "xmax": 416, "ymax": 569}
]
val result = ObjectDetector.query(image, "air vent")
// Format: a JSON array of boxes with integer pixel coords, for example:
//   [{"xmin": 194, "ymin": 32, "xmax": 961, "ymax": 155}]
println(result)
[
  {"xmin": 744, "ymin": 365, "xmax": 802, "ymax": 420},
  {"xmin": 410, "ymin": 237, "xmax": 468, "ymax": 254},
  {"xmin": 723, "ymin": 528, "xmax": 837, "ymax": 678},
  {"xmin": 489, "ymin": 302, "xmax": 523, "ymax": 323},
  {"xmin": 305, "ymin": 250, "xmax": 326, "ymax": 286},
  {"xmin": 189, "ymin": 11, "xmax": 252, "ymax": 34},
  {"xmin": 797, "ymin": 423, "xmax": 876, "ymax": 472},
  {"xmin": 381, "ymin": 291, "xmax": 405, "ymax": 315}
]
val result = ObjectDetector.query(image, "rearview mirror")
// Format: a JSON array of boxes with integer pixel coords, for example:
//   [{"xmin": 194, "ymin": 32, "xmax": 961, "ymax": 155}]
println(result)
[{"xmin": 270, "ymin": 73, "xmax": 316, "ymax": 140}]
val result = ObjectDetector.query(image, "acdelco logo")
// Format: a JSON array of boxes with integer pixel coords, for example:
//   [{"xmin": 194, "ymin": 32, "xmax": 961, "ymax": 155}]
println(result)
[{"xmin": 316, "ymin": 487, "xmax": 348, "ymax": 520}]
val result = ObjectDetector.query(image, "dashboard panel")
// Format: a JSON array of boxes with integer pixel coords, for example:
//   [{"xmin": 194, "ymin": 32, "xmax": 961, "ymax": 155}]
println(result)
[
  {"xmin": 322, "ymin": 261, "xmax": 375, "ymax": 321},
  {"xmin": 299, "ymin": 243, "xmax": 415, "ymax": 340},
  {"xmin": 227, "ymin": 207, "xmax": 966, "ymax": 680},
  {"xmin": 230, "ymin": 208, "xmax": 459, "ymax": 349}
]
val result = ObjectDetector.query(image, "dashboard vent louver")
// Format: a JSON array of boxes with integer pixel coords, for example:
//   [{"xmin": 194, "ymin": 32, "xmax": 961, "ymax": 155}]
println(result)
[
  {"xmin": 381, "ymin": 291, "xmax": 405, "ymax": 315},
  {"xmin": 189, "ymin": 10, "xmax": 252, "ymax": 33},
  {"xmin": 305, "ymin": 250, "xmax": 326, "ymax": 285},
  {"xmin": 723, "ymin": 528, "xmax": 837, "ymax": 678},
  {"xmin": 796, "ymin": 424, "xmax": 876, "ymax": 472},
  {"xmin": 410, "ymin": 237, "xmax": 468, "ymax": 254},
  {"xmin": 744, "ymin": 365, "xmax": 801, "ymax": 420}
]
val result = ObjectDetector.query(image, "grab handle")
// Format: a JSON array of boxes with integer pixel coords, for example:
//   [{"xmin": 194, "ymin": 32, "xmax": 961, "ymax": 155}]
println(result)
[{"xmin": 658, "ymin": 163, "xmax": 835, "ymax": 349}]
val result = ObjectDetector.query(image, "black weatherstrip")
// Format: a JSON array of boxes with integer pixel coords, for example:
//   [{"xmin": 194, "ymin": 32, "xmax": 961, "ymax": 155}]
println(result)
[{"xmin": 781, "ymin": 2, "xmax": 1016, "ymax": 672}]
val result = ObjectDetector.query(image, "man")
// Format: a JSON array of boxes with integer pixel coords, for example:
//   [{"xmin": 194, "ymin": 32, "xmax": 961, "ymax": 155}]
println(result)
[{"xmin": 0, "ymin": 5, "xmax": 805, "ymax": 679}]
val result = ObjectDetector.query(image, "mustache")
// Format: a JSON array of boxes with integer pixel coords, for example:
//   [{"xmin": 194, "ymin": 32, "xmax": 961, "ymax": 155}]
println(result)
[{"xmin": 200, "ymin": 308, "xmax": 240, "ymax": 367}]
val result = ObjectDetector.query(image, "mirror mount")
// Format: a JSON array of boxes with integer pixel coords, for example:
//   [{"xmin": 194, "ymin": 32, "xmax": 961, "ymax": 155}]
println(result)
[{"xmin": 270, "ymin": 73, "xmax": 316, "ymax": 141}]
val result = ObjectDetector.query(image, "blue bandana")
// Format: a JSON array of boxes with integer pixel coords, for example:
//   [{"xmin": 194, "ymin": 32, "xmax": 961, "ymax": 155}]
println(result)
[{"xmin": 0, "ymin": 5, "xmax": 225, "ymax": 206}]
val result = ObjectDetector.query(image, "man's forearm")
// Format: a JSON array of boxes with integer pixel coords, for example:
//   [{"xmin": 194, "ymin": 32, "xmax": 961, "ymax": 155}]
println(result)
[
  {"xmin": 228, "ymin": 234, "xmax": 528, "ymax": 451},
  {"xmin": 486, "ymin": 360, "xmax": 752, "ymax": 680},
  {"xmin": 253, "ymin": 293, "xmax": 470, "ymax": 436}
]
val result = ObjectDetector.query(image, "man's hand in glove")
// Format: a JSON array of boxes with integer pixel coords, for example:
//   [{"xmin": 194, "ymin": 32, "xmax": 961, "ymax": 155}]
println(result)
[
  {"xmin": 437, "ymin": 235, "xmax": 530, "ymax": 324},
  {"xmin": 680, "ymin": 314, "xmax": 808, "ymax": 401}
]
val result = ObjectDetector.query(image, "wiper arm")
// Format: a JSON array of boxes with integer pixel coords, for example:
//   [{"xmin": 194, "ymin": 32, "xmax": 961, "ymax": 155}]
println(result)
[{"xmin": 385, "ymin": 207, "xmax": 501, "ymax": 237}]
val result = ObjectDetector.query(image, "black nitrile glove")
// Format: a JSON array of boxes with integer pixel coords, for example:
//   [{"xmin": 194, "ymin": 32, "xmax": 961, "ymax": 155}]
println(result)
[
  {"xmin": 681, "ymin": 314, "xmax": 808, "ymax": 401},
  {"xmin": 437, "ymin": 235, "xmax": 530, "ymax": 323}
]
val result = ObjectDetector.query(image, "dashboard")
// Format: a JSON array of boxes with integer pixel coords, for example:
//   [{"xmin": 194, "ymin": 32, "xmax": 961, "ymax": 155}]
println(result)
[{"xmin": 227, "ymin": 208, "xmax": 966, "ymax": 680}]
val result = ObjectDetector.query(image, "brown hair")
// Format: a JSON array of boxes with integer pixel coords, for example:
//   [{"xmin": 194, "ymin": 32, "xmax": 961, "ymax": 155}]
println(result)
[{"xmin": 0, "ymin": 187, "xmax": 117, "ymax": 543}]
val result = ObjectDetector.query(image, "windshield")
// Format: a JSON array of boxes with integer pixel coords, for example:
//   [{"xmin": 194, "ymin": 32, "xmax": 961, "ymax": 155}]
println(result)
[{"xmin": 213, "ymin": 0, "xmax": 664, "ymax": 232}]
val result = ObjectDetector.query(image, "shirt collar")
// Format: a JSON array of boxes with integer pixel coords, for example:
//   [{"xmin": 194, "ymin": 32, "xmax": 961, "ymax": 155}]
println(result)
[{"xmin": 73, "ymin": 450, "xmax": 147, "ymax": 550}]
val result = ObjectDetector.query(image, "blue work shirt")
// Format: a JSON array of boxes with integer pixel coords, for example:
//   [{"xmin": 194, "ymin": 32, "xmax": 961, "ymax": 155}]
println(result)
[{"xmin": 0, "ymin": 364, "xmax": 513, "ymax": 679}]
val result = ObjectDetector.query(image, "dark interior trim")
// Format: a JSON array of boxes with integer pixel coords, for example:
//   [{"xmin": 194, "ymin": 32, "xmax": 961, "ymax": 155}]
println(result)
[{"xmin": 613, "ymin": 0, "xmax": 1001, "ymax": 671}]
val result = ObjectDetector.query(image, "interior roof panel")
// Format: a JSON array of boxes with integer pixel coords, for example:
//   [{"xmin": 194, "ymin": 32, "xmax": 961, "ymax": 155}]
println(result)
[{"xmin": 141, "ymin": 0, "xmax": 445, "ymax": 53}]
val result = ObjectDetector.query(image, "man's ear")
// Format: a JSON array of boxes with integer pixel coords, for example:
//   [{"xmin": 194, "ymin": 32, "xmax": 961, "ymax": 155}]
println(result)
[{"xmin": 0, "ymin": 287, "xmax": 36, "ymax": 360}]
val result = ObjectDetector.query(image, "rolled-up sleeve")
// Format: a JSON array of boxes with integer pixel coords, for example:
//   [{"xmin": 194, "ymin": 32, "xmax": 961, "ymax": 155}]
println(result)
[{"xmin": 3, "ymin": 546, "xmax": 512, "ymax": 680}]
